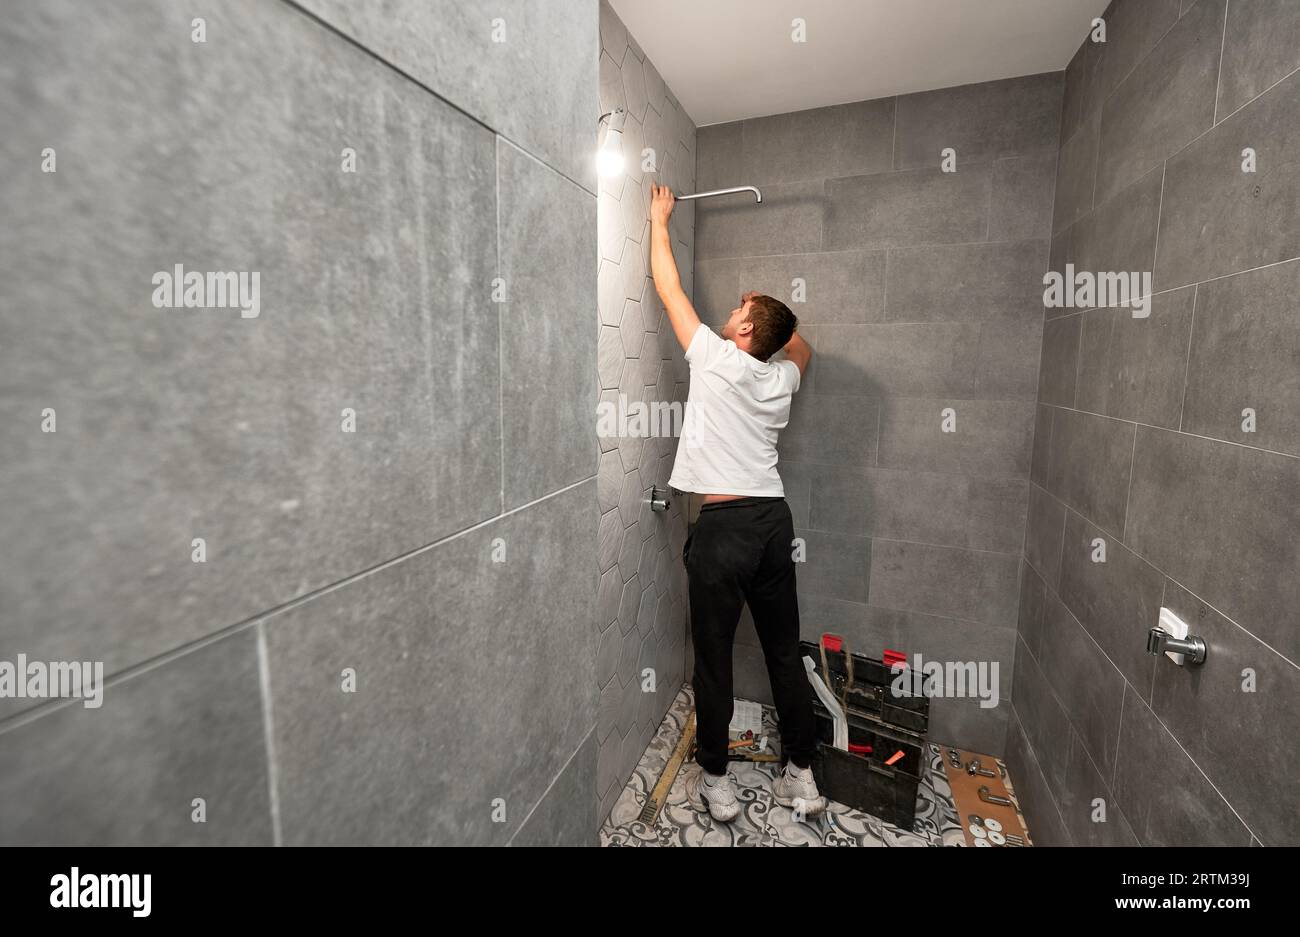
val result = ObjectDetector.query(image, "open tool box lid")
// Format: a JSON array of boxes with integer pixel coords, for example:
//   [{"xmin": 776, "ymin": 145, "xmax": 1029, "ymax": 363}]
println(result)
[{"xmin": 799, "ymin": 637, "xmax": 930, "ymax": 735}]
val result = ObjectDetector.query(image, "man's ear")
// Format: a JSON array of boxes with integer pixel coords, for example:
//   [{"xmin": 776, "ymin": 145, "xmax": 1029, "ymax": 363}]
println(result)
[{"xmin": 736, "ymin": 318, "xmax": 753, "ymax": 336}]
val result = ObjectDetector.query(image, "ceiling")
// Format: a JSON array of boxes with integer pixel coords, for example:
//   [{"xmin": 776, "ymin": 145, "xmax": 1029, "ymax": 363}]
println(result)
[{"xmin": 609, "ymin": 0, "xmax": 1110, "ymax": 126}]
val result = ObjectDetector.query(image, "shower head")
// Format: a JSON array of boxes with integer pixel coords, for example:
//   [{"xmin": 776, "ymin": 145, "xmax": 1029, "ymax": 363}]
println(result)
[{"xmin": 675, "ymin": 185, "xmax": 762, "ymax": 204}]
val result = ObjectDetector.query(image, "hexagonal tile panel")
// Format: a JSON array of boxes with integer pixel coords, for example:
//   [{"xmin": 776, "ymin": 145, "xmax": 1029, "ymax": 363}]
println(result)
[
  {"xmin": 597, "ymin": 191, "xmax": 625, "ymax": 262},
  {"xmin": 621, "ymin": 54, "xmax": 648, "ymax": 122},
  {"xmin": 618, "ymin": 300, "xmax": 643, "ymax": 358},
  {"xmin": 597, "ymin": 449, "xmax": 623, "ymax": 513},
  {"xmin": 598, "ymin": 325, "xmax": 624, "ymax": 390},
  {"xmin": 618, "ymin": 468, "xmax": 643, "ymax": 527},
  {"xmin": 597, "ymin": 260, "xmax": 622, "ymax": 327},
  {"xmin": 621, "ymin": 179, "xmax": 647, "ymax": 241},
  {"xmin": 596, "ymin": 624, "xmax": 621, "ymax": 688},
  {"xmin": 597, "ymin": 564, "xmax": 621, "ymax": 631},
  {"xmin": 597, "ymin": 508, "xmax": 622, "ymax": 573},
  {"xmin": 636, "ymin": 585, "xmax": 658, "ymax": 636},
  {"xmin": 617, "ymin": 574, "xmax": 641, "ymax": 633}
]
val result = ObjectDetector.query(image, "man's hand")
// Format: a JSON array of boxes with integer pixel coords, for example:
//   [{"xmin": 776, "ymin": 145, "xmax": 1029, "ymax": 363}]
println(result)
[{"xmin": 650, "ymin": 182, "xmax": 675, "ymax": 226}]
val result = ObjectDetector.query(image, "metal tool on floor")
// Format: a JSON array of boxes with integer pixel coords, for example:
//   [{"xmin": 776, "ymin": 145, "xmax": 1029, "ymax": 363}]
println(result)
[
  {"xmin": 638, "ymin": 712, "xmax": 696, "ymax": 826},
  {"xmin": 966, "ymin": 757, "xmax": 997, "ymax": 778},
  {"xmin": 978, "ymin": 785, "xmax": 1013, "ymax": 807}
]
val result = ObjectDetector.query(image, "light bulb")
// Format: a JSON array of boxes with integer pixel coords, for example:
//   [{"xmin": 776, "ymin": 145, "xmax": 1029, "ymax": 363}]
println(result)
[{"xmin": 597, "ymin": 134, "xmax": 625, "ymax": 178}]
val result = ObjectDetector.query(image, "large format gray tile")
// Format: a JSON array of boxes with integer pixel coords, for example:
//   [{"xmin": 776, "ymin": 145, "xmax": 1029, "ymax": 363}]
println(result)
[
  {"xmin": 989, "ymin": 151, "xmax": 1058, "ymax": 241},
  {"xmin": 1024, "ymin": 483, "xmax": 1066, "ymax": 588},
  {"xmin": 1124, "ymin": 426, "xmax": 1300, "ymax": 662},
  {"xmin": 1155, "ymin": 66, "xmax": 1300, "ymax": 288},
  {"xmin": 877, "ymin": 399, "xmax": 1036, "ymax": 478},
  {"xmin": 1070, "ymin": 163, "xmax": 1164, "ymax": 277},
  {"xmin": 1045, "ymin": 408, "xmax": 1136, "ymax": 538},
  {"xmin": 1016, "ymin": 559, "xmax": 1050, "ymax": 660},
  {"xmin": 810, "ymin": 323, "xmax": 981, "ymax": 398},
  {"xmin": 0, "ymin": 630, "xmax": 271, "ymax": 845},
  {"xmin": 299, "ymin": 0, "xmax": 598, "ymax": 188},
  {"xmin": 973, "ymin": 320, "xmax": 1045, "ymax": 402},
  {"xmin": 264, "ymin": 482, "xmax": 596, "ymax": 845},
  {"xmin": 806, "ymin": 464, "xmax": 1028, "ymax": 554},
  {"xmin": 692, "ymin": 257, "xmax": 741, "ymax": 324},
  {"xmin": 844, "ymin": 605, "xmax": 1015, "ymax": 698},
  {"xmin": 740, "ymin": 251, "xmax": 885, "ymax": 324},
  {"xmin": 779, "ymin": 394, "xmax": 878, "ymax": 467},
  {"xmin": 824, "ymin": 165, "xmax": 992, "ymax": 251},
  {"xmin": 695, "ymin": 121, "xmax": 743, "ymax": 191},
  {"xmin": 1075, "ymin": 286, "xmax": 1195, "ymax": 429},
  {"xmin": 1029, "ymin": 404, "xmax": 1054, "ymax": 488},
  {"xmin": 511, "ymin": 730, "xmax": 598, "ymax": 846},
  {"xmin": 793, "ymin": 528, "xmax": 871, "ymax": 604},
  {"xmin": 1094, "ymin": 0, "xmax": 1224, "ymax": 203},
  {"xmin": 927, "ymin": 697, "xmax": 1009, "ymax": 756},
  {"xmin": 1216, "ymin": 0, "xmax": 1300, "ymax": 117},
  {"xmin": 695, "ymin": 180, "xmax": 823, "ymax": 259},
  {"xmin": 1004, "ymin": 707, "xmax": 1072, "ymax": 845},
  {"xmin": 1052, "ymin": 108, "xmax": 1099, "ymax": 233},
  {"xmin": 1037, "ymin": 315, "xmax": 1081, "ymax": 407},
  {"xmin": 1010, "ymin": 638, "xmax": 1071, "ymax": 792},
  {"xmin": 0, "ymin": 0, "xmax": 501, "ymax": 680},
  {"xmin": 1057, "ymin": 729, "xmax": 1140, "ymax": 846},
  {"xmin": 893, "ymin": 73, "xmax": 1062, "ymax": 170},
  {"xmin": 1154, "ymin": 579, "xmax": 1300, "ymax": 845},
  {"xmin": 1181, "ymin": 259, "xmax": 1300, "ymax": 455},
  {"xmin": 1098, "ymin": 0, "xmax": 1183, "ymax": 99},
  {"xmin": 1059, "ymin": 30, "xmax": 1106, "ymax": 146},
  {"xmin": 1036, "ymin": 588, "xmax": 1126, "ymax": 780},
  {"xmin": 1113, "ymin": 685, "xmax": 1252, "ymax": 846},
  {"xmin": 885, "ymin": 240, "xmax": 1048, "ymax": 324},
  {"xmin": 740, "ymin": 98, "xmax": 895, "ymax": 184},
  {"xmin": 498, "ymin": 140, "xmax": 598, "ymax": 508},
  {"xmin": 868, "ymin": 540, "xmax": 1019, "ymax": 628},
  {"xmin": 1057, "ymin": 510, "xmax": 1162, "ymax": 695}
]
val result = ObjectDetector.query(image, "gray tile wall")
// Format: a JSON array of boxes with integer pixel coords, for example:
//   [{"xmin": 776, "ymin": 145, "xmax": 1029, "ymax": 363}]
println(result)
[
  {"xmin": 594, "ymin": 1, "xmax": 695, "ymax": 827},
  {"xmin": 692, "ymin": 72, "xmax": 1064, "ymax": 755},
  {"xmin": 1010, "ymin": 0, "xmax": 1300, "ymax": 847},
  {"xmin": 0, "ymin": 0, "xmax": 600, "ymax": 845}
]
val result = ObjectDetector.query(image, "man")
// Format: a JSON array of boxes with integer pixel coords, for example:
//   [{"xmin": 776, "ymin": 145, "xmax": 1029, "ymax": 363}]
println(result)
[{"xmin": 648, "ymin": 182, "xmax": 822, "ymax": 822}]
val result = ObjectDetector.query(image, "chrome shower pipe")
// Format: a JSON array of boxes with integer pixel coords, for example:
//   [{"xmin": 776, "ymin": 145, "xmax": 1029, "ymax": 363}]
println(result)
[{"xmin": 675, "ymin": 185, "xmax": 763, "ymax": 204}]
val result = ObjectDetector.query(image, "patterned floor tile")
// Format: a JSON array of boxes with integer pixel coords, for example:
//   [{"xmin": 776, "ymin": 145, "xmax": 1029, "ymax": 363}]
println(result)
[{"xmin": 601, "ymin": 685, "xmax": 1001, "ymax": 848}]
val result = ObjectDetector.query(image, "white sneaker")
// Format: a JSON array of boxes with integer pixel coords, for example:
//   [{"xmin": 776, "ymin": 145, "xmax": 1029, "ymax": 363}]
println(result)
[
  {"xmin": 773, "ymin": 762, "xmax": 826, "ymax": 816},
  {"xmin": 686, "ymin": 767, "xmax": 740, "ymax": 822}
]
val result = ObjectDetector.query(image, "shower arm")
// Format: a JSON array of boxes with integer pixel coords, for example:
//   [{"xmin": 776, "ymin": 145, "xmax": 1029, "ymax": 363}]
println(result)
[{"xmin": 674, "ymin": 185, "xmax": 763, "ymax": 204}]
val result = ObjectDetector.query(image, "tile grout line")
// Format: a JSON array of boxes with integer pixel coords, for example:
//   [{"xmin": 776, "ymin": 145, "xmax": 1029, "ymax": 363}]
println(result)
[
  {"xmin": 1024, "ymin": 534, "xmax": 1281, "ymax": 844},
  {"xmin": 1177, "ymin": 284, "xmax": 1198, "ymax": 432},
  {"xmin": 278, "ymin": 0, "xmax": 597, "ymax": 198},
  {"xmin": 1120, "ymin": 422, "xmax": 1139, "ymax": 540},
  {"xmin": 1028, "ymin": 478, "xmax": 1300, "ymax": 673},
  {"xmin": 1212, "ymin": 0, "xmax": 1230, "ymax": 124},
  {"xmin": 1009, "ymin": 705, "xmax": 1075, "ymax": 844},
  {"xmin": 507, "ymin": 724, "xmax": 597, "ymax": 846},
  {"xmin": 1150, "ymin": 161, "xmax": 1167, "ymax": 282},
  {"xmin": 256, "ymin": 622, "xmax": 284, "ymax": 848},
  {"xmin": 1037, "ymin": 400, "xmax": 1300, "ymax": 461},
  {"xmin": 496, "ymin": 135, "xmax": 506, "ymax": 515},
  {"xmin": 0, "ymin": 474, "xmax": 599, "ymax": 737},
  {"xmin": 1108, "ymin": 687, "xmax": 1125, "ymax": 799}
]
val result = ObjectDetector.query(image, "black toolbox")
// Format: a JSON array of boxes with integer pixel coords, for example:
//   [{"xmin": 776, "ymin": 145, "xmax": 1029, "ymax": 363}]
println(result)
[{"xmin": 799, "ymin": 639, "xmax": 930, "ymax": 830}]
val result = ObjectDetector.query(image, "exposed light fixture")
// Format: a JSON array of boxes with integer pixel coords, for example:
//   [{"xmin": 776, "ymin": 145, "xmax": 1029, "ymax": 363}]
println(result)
[{"xmin": 596, "ymin": 107, "xmax": 627, "ymax": 178}]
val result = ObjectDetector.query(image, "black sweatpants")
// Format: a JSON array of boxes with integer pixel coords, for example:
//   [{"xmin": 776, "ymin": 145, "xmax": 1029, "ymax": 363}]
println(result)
[{"xmin": 683, "ymin": 496, "xmax": 816, "ymax": 776}]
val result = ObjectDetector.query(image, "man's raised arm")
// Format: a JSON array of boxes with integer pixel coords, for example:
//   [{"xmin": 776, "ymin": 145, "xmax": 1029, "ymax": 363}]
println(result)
[{"xmin": 649, "ymin": 182, "xmax": 702, "ymax": 352}]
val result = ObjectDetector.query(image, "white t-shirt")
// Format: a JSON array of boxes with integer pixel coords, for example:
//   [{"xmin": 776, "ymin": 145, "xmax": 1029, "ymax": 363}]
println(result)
[{"xmin": 668, "ymin": 325, "xmax": 801, "ymax": 497}]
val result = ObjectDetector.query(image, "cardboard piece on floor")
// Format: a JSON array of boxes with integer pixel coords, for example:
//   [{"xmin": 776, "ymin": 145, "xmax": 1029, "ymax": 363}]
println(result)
[{"xmin": 941, "ymin": 746, "xmax": 1032, "ymax": 847}]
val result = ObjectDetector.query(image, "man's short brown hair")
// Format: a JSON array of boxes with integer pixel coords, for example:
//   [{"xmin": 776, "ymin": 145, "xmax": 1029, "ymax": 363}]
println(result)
[{"xmin": 745, "ymin": 294, "xmax": 798, "ymax": 361}]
